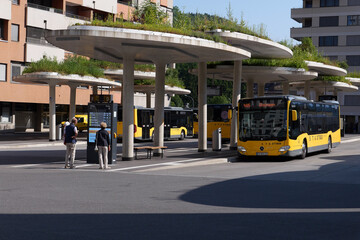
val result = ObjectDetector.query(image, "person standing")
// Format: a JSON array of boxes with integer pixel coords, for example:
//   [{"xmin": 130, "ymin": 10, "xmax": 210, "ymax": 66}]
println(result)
[
  {"xmin": 64, "ymin": 117, "xmax": 78, "ymax": 169},
  {"xmin": 96, "ymin": 122, "xmax": 111, "ymax": 170}
]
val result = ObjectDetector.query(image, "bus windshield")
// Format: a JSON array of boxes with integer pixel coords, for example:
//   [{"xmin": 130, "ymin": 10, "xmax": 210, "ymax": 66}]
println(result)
[{"xmin": 239, "ymin": 98, "xmax": 287, "ymax": 141}]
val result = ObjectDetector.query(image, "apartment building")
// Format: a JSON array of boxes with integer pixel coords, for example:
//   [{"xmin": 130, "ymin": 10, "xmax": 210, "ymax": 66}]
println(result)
[
  {"xmin": 291, "ymin": 0, "xmax": 360, "ymax": 133},
  {"xmin": 0, "ymin": 0, "xmax": 173, "ymax": 132}
]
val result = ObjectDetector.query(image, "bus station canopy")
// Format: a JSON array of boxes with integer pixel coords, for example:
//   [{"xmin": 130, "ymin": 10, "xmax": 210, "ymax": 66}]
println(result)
[
  {"xmin": 104, "ymin": 69, "xmax": 156, "ymax": 81},
  {"xmin": 290, "ymin": 81, "xmax": 358, "ymax": 92},
  {"xmin": 346, "ymin": 77, "xmax": 360, "ymax": 86},
  {"xmin": 210, "ymin": 30, "xmax": 293, "ymax": 59},
  {"xmin": 191, "ymin": 65, "xmax": 318, "ymax": 83},
  {"xmin": 111, "ymin": 85, "xmax": 191, "ymax": 95},
  {"xmin": 305, "ymin": 61, "xmax": 347, "ymax": 76},
  {"xmin": 46, "ymin": 26, "xmax": 251, "ymax": 64}
]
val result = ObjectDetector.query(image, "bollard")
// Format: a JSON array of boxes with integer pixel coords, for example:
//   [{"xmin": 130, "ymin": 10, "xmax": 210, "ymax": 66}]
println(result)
[{"xmin": 212, "ymin": 128, "xmax": 222, "ymax": 151}]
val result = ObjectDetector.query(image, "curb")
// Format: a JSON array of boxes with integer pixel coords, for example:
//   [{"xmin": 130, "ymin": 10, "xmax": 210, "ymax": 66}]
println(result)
[{"xmin": 0, "ymin": 141, "xmax": 87, "ymax": 149}]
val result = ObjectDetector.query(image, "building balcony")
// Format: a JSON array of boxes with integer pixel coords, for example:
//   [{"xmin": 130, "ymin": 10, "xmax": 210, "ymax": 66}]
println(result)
[
  {"xmin": 27, "ymin": 6, "xmax": 89, "ymax": 30},
  {"xmin": 25, "ymin": 42, "xmax": 64, "ymax": 62},
  {"xmin": 0, "ymin": 0, "xmax": 12, "ymax": 20},
  {"xmin": 291, "ymin": 25, "xmax": 360, "ymax": 40}
]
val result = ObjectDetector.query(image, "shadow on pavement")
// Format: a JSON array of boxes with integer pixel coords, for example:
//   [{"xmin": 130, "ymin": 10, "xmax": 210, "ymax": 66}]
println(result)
[
  {"xmin": 0, "ymin": 213, "xmax": 359, "ymax": 240},
  {"xmin": 180, "ymin": 154, "xmax": 360, "ymax": 209}
]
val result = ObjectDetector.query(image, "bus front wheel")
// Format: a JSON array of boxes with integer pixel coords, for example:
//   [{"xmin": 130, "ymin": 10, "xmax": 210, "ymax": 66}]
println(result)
[
  {"xmin": 326, "ymin": 137, "xmax": 332, "ymax": 153},
  {"xmin": 300, "ymin": 141, "xmax": 307, "ymax": 159},
  {"xmin": 180, "ymin": 130, "xmax": 185, "ymax": 140}
]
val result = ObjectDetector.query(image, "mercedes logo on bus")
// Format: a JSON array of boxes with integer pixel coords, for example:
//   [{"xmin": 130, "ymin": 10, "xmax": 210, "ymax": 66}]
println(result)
[{"xmin": 260, "ymin": 146, "xmax": 264, "ymax": 151}]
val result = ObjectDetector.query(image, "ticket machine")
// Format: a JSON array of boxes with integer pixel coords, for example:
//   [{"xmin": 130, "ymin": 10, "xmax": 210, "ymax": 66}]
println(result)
[{"xmin": 87, "ymin": 95, "xmax": 117, "ymax": 164}]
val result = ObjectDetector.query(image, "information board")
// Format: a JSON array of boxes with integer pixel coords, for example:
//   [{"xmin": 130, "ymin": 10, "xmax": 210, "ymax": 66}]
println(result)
[{"xmin": 88, "ymin": 104, "xmax": 113, "ymax": 127}]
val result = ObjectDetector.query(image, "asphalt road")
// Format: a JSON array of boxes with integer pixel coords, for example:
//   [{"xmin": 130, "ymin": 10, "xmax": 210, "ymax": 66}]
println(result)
[{"xmin": 0, "ymin": 138, "xmax": 360, "ymax": 240}]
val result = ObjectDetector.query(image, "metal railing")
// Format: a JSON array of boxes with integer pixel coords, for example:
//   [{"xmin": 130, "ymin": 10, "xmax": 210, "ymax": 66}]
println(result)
[
  {"xmin": 26, "ymin": 37, "xmax": 53, "ymax": 47},
  {"xmin": 65, "ymin": 12, "xmax": 91, "ymax": 22},
  {"xmin": 117, "ymin": 0, "xmax": 133, "ymax": 6},
  {"xmin": 27, "ymin": 2, "xmax": 63, "ymax": 14}
]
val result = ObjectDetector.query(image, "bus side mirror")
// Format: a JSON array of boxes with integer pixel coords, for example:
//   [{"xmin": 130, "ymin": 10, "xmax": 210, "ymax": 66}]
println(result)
[{"xmin": 292, "ymin": 110, "xmax": 298, "ymax": 121}]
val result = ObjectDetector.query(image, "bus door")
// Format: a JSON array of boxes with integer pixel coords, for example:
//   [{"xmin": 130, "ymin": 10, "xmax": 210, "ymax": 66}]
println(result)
[
  {"xmin": 164, "ymin": 111, "xmax": 171, "ymax": 139},
  {"xmin": 140, "ymin": 110, "xmax": 151, "ymax": 139}
]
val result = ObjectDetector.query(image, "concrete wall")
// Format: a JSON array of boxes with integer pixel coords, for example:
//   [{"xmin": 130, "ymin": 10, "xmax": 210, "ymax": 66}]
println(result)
[{"xmin": 26, "ymin": 43, "xmax": 65, "ymax": 62}]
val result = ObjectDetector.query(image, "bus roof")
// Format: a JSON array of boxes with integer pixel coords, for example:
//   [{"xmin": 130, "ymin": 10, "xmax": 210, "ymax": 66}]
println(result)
[{"xmin": 240, "ymin": 95, "xmax": 339, "ymax": 105}]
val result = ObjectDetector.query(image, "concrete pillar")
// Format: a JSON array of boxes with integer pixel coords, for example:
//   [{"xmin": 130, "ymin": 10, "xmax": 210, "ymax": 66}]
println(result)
[
  {"xmin": 315, "ymin": 89, "xmax": 322, "ymax": 101},
  {"xmin": 304, "ymin": 81, "xmax": 311, "ymax": 100},
  {"xmin": 34, "ymin": 104, "xmax": 43, "ymax": 132},
  {"xmin": 154, "ymin": 62, "xmax": 166, "ymax": 156},
  {"xmin": 49, "ymin": 82, "xmax": 56, "ymax": 141},
  {"xmin": 258, "ymin": 82, "xmax": 265, "ymax": 96},
  {"xmin": 230, "ymin": 60, "xmax": 242, "ymax": 150},
  {"xmin": 247, "ymin": 79, "xmax": 254, "ymax": 98},
  {"xmin": 146, "ymin": 92, "xmax": 152, "ymax": 108},
  {"xmin": 282, "ymin": 82, "xmax": 290, "ymax": 95},
  {"xmin": 122, "ymin": 57, "xmax": 135, "ymax": 161},
  {"xmin": 92, "ymin": 86, "xmax": 98, "ymax": 96},
  {"xmin": 198, "ymin": 62, "xmax": 207, "ymax": 152},
  {"xmin": 69, "ymin": 84, "xmax": 77, "ymax": 120}
]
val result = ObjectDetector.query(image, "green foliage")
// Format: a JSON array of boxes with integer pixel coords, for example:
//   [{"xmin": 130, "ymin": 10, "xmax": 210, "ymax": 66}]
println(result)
[
  {"xmin": 165, "ymin": 68, "xmax": 185, "ymax": 88},
  {"xmin": 315, "ymin": 76, "xmax": 351, "ymax": 84},
  {"xmin": 132, "ymin": 0, "xmax": 169, "ymax": 25},
  {"xmin": 347, "ymin": 71, "xmax": 360, "ymax": 78},
  {"xmin": 23, "ymin": 56, "xmax": 105, "ymax": 78},
  {"xmin": 170, "ymin": 95, "xmax": 184, "ymax": 107},
  {"xmin": 208, "ymin": 95, "xmax": 230, "ymax": 104}
]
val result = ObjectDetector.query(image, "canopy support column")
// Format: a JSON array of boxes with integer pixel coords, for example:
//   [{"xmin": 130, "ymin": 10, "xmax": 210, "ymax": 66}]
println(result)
[
  {"xmin": 146, "ymin": 92, "xmax": 152, "ymax": 108},
  {"xmin": 122, "ymin": 57, "xmax": 135, "ymax": 161},
  {"xmin": 69, "ymin": 84, "xmax": 77, "ymax": 120},
  {"xmin": 258, "ymin": 82, "xmax": 265, "ymax": 96},
  {"xmin": 49, "ymin": 82, "xmax": 56, "ymax": 141},
  {"xmin": 230, "ymin": 60, "xmax": 242, "ymax": 150},
  {"xmin": 282, "ymin": 82, "xmax": 290, "ymax": 95},
  {"xmin": 198, "ymin": 62, "xmax": 207, "ymax": 152},
  {"xmin": 247, "ymin": 79, "xmax": 254, "ymax": 98},
  {"xmin": 305, "ymin": 81, "xmax": 311, "ymax": 100},
  {"xmin": 154, "ymin": 62, "xmax": 166, "ymax": 156}
]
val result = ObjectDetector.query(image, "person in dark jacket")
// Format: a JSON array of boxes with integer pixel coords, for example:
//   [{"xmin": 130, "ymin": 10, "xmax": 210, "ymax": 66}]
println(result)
[
  {"xmin": 96, "ymin": 122, "xmax": 111, "ymax": 169},
  {"xmin": 64, "ymin": 117, "xmax": 78, "ymax": 169}
]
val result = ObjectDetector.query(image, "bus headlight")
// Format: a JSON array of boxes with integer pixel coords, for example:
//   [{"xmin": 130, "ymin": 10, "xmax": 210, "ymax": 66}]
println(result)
[
  {"xmin": 279, "ymin": 146, "xmax": 290, "ymax": 152},
  {"xmin": 237, "ymin": 146, "xmax": 247, "ymax": 152}
]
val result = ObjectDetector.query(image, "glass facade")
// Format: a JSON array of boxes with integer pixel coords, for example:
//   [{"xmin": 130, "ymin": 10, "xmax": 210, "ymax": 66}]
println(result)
[
  {"xmin": 319, "ymin": 16, "xmax": 338, "ymax": 27},
  {"xmin": 320, "ymin": 0, "xmax": 339, "ymax": 7},
  {"xmin": 319, "ymin": 36, "xmax": 338, "ymax": 46}
]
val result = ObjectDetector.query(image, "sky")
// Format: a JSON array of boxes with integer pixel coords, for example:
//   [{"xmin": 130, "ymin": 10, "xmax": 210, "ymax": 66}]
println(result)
[{"xmin": 174, "ymin": 0, "xmax": 302, "ymax": 43}]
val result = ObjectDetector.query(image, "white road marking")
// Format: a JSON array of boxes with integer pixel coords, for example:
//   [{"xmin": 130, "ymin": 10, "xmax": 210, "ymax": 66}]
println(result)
[
  {"xmin": 107, "ymin": 158, "xmax": 206, "ymax": 172},
  {"xmin": 341, "ymin": 138, "xmax": 360, "ymax": 144}
]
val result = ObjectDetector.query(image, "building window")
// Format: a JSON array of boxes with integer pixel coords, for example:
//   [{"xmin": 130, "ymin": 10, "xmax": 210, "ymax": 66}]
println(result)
[
  {"xmin": 11, "ymin": 62, "xmax": 24, "ymax": 81},
  {"xmin": 346, "ymin": 55, "xmax": 360, "ymax": 66},
  {"xmin": 348, "ymin": 15, "xmax": 360, "ymax": 26},
  {"xmin": 319, "ymin": 36, "xmax": 338, "ymax": 46},
  {"xmin": 347, "ymin": 35, "xmax": 360, "ymax": 46},
  {"xmin": 305, "ymin": 0, "xmax": 313, "ymax": 8},
  {"xmin": 348, "ymin": 0, "xmax": 360, "ymax": 6},
  {"xmin": 0, "ymin": 103, "xmax": 11, "ymax": 123},
  {"xmin": 320, "ymin": 0, "xmax": 339, "ymax": 7},
  {"xmin": 319, "ymin": 16, "xmax": 339, "ymax": 27},
  {"xmin": 11, "ymin": 24, "xmax": 19, "ymax": 42},
  {"xmin": 0, "ymin": 64, "xmax": 6, "ymax": 82},
  {"xmin": 0, "ymin": 19, "xmax": 7, "ymax": 40},
  {"xmin": 12, "ymin": 0, "xmax": 19, "ymax": 5},
  {"xmin": 304, "ymin": 18, "xmax": 312, "ymax": 28},
  {"xmin": 345, "ymin": 95, "xmax": 360, "ymax": 105}
]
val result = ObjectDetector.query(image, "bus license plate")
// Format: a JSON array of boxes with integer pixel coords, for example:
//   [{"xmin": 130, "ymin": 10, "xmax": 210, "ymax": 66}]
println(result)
[{"xmin": 256, "ymin": 152, "xmax": 268, "ymax": 156}]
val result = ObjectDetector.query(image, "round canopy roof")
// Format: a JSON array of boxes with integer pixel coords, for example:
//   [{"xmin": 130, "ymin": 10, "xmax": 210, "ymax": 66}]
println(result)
[
  {"xmin": 111, "ymin": 84, "xmax": 190, "ymax": 95},
  {"xmin": 346, "ymin": 77, "xmax": 360, "ymax": 86},
  {"xmin": 210, "ymin": 30, "xmax": 293, "ymax": 59},
  {"xmin": 305, "ymin": 61, "xmax": 347, "ymax": 76},
  {"xmin": 104, "ymin": 69, "xmax": 156, "ymax": 81},
  {"xmin": 191, "ymin": 65, "xmax": 318, "ymax": 83},
  {"xmin": 46, "ymin": 26, "xmax": 251, "ymax": 64},
  {"xmin": 290, "ymin": 81, "xmax": 358, "ymax": 92},
  {"xmin": 13, "ymin": 72, "xmax": 122, "ymax": 87}
]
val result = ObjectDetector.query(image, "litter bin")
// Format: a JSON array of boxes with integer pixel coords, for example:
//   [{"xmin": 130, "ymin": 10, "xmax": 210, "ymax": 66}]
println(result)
[
  {"xmin": 212, "ymin": 128, "xmax": 222, "ymax": 151},
  {"xmin": 56, "ymin": 124, "xmax": 63, "ymax": 140}
]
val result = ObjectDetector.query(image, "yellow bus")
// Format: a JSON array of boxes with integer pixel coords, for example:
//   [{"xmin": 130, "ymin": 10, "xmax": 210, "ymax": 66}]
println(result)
[
  {"xmin": 117, "ymin": 106, "xmax": 193, "ymax": 141},
  {"xmin": 193, "ymin": 104, "xmax": 232, "ymax": 140},
  {"xmin": 237, "ymin": 96, "xmax": 340, "ymax": 159}
]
